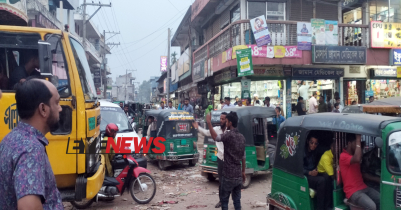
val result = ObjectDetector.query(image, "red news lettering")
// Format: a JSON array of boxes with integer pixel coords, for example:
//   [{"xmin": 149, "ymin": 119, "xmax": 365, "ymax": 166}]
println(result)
[
  {"xmin": 120, "ymin": 137, "xmax": 132, "ymax": 153},
  {"xmin": 106, "ymin": 137, "xmax": 119, "ymax": 153},
  {"xmin": 134, "ymin": 137, "xmax": 153, "ymax": 153},
  {"xmin": 152, "ymin": 137, "xmax": 166, "ymax": 153}
]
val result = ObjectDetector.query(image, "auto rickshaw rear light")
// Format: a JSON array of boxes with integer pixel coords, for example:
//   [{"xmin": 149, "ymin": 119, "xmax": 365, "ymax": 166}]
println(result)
[
  {"xmin": 203, "ymin": 149, "xmax": 206, "ymax": 159},
  {"xmin": 170, "ymin": 143, "xmax": 174, "ymax": 152}
]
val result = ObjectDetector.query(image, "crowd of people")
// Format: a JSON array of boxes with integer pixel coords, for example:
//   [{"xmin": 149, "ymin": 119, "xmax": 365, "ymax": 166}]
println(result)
[{"xmin": 304, "ymin": 133, "xmax": 381, "ymax": 210}]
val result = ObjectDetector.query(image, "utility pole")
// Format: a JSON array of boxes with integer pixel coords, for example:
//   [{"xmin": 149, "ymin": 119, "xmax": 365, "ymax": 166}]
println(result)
[
  {"xmin": 82, "ymin": 0, "xmax": 111, "ymax": 49},
  {"xmin": 125, "ymin": 69, "xmax": 137, "ymax": 101},
  {"xmin": 166, "ymin": 28, "xmax": 171, "ymax": 103},
  {"xmin": 103, "ymin": 30, "xmax": 120, "ymax": 98}
]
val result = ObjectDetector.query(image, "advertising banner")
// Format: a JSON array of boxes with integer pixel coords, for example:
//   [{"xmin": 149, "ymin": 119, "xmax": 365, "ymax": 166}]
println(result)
[
  {"xmin": 160, "ymin": 56, "xmax": 167, "ymax": 72},
  {"xmin": 274, "ymin": 46, "xmax": 285, "ymax": 58},
  {"xmin": 397, "ymin": 67, "xmax": 401, "ymax": 78},
  {"xmin": 390, "ymin": 49, "xmax": 401, "ymax": 66},
  {"xmin": 312, "ymin": 45, "xmax": 366, "ymax": 64},
  {"xmin": 311, "ymin": 19, "xmax": 325, "ymax": 45},
  {"xmin": 250, "ymin": 15, "xmax": 272, "ymax": 47},
  {"xmin": 297, "ymin": 22, "xmax": 312, "ymax": 50},
  {"xmin": 241, "ymin": 79, "xmax": 251, "ymax": 99},
  {"xmin": 192, "ymin": 60, "xmax": 205, "ymax": 82},
  {"xmin": 325, "ymin": 20, "xmax": 338, "ymax": 45},
  {"xmin": 232, "ymin": 45, "xmax": 248, "ymax": 59},
  {"xmin": 236, "ymin": 48, "xmax": 254, "ymax": 77},
  {"xmin": 284, "ymin": 46, "xmax": 302, "ymax": 58},
  {"xmin": 371, "ymin": 21, "xmax": 401, "ymax": 48}
]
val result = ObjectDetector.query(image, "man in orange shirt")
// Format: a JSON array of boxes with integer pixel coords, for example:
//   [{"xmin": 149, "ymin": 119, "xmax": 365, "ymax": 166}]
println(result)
[{"xmin": 340, "ymin": 133, "xmax": 380, "ymax": 209}]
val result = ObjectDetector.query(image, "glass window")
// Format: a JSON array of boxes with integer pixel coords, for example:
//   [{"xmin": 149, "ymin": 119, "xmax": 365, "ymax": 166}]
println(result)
[
  {"xmin": 69, "ymin": 38, "xmax": 97, "ymax": 101},
  {"xmin": 388, "ymin": 131, "xmax": 401, "ymax": 173},
  {"xmin": 46, "ymin": 35, "xmax": 70, "ymax": 97},
  {"xmin": 231, "ymin": 4, "xmax": 240, "ymax": 23},
  {"xmin": 248, "ymin": 1, "xmax": 266, "ymax": 19},
  {"xmin": 100, "ymin": 107, "xmax": 132, "ymax": 132},
  {"xmin": 222, "ymin": 82, "xmax": 241, "ymax": 103},
  {"xmin": 266, "ymin": 2, "xmax": 285, "ymax": 20}
]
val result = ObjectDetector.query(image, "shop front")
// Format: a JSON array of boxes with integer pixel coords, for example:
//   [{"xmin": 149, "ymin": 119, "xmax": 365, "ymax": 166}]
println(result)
[
  {"xmin": 343, "ymin": 66, "xmax": 368, "ymax": 105},
  {"xmin": 291, "ymin": 67, "xmax": 344, "ymax": 114},
  {"xmin": 367, "ymin": 67, "xmax": 401, "ymax": 101}
]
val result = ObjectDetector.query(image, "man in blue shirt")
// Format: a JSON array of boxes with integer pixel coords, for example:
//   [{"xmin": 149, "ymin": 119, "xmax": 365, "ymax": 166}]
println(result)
[
  {"xmin": 222, "ymin": 97, "xmax": 235, "ymax": 109},
  {"xmin": 183, "ymin": 98, "xmax": 194, "ymax": 113},
  {"xmin": 0, "ymin": 78, "xmax": 63, "ymax": 209},
  {"xmin": 272, "ymin": 107, "xmax": 285, "ymax": 129}
]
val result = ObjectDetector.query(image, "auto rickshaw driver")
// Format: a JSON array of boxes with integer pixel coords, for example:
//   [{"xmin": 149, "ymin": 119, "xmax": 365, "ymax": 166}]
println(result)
[{"xmin": 146, "ymin": 116, "xmax": 157, "ymax": 140}]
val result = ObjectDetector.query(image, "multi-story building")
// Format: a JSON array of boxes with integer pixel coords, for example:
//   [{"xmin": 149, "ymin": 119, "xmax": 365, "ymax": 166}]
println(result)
[
  {"xmin": 149, "ymin": 76, "xmax": 160, "ymax": 102},
  {"xmin": 172, "ymin": 0, "xmax": 400, "ymax": 117},
  {"xmin": 112, "ymin": 73, "xmax": 135, "ymax": 101}
]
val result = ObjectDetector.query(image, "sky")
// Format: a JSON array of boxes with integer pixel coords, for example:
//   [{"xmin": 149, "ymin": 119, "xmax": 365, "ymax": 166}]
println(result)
[{"xmin": 85, "ymin": 0, "xmax": 193, "ymax": 84}]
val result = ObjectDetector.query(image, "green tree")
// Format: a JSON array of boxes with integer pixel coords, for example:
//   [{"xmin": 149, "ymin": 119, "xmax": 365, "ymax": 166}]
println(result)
[{"xmin": 171, "ymin": 51, "xmax": 177, "ymax": 65}]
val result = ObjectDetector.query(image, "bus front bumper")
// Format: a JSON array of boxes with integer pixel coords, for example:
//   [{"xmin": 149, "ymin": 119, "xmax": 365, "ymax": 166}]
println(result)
[{"xmin": 86, "ymin": 155, "xmax": 105, "ymax": 200}]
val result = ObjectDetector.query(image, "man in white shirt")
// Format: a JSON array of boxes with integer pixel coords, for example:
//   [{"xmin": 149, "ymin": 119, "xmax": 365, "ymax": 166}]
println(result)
[
  {"xmin": 298, "ymin": 81, "xmax": 314, "ymax": 101},
  {"xmin": 166, "ymin": 101, "xmax": 176, "ymax": 110},
  {"xmin": 236, "ymin": 99, "xmax": 244, "ymax": 107},
  {"xmin": 264, "ymin": 97, "xmax": 276, "ymax": 109},
  {"xmin": 222, "ymin": 97, "xmax": 235, "ymax": 109},
  {"xmin": 216, "ymin": 100, "xmax": 224, "ymax": 110},
  {"xmin": 192, "ymin": 112, "xmax": 227, "ymax": 208},
  {"xmin": 308, "ymin": 92, "xmax": 318, "ymax": 114}
]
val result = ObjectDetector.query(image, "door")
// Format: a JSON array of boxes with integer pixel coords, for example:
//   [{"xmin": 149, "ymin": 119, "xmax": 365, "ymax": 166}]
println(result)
[{"xmin": 44, "ymin": 34, "xmax": 78, "ymax": 188}]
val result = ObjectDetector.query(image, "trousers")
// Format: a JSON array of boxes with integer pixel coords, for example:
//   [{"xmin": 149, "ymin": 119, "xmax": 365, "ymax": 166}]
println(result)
[
  {"xmin": 220, "ymin": 176, "xmax": 242, "ymax": 210},
  {"xmin": 349, "ymin": 187, "xmax": 380, "ymax": 210}
]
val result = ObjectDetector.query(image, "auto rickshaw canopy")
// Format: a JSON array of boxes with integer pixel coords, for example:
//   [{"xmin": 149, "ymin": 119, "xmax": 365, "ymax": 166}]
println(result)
[
  {"xmin": 145, "ymin": 110, "xmax": 196, "ymax": 139},
  {"xmin": 211, "ymin": 106, "xmax": 277, "ymax": 146},
  {"xmin": 274, "ymin": 113, "xmax": 401, "ymax": 178},
  {"xmin": 363, "ymin": 97, "xmax": 401, "ymax": 114}
]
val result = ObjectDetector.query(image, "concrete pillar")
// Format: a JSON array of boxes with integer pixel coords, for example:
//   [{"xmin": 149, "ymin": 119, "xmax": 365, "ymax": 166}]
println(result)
[
  {"xmin": 60, "ymin": 0, "xmax": 63, "ymax": 25},
  {"xmin": 313, "ymin": 1, "xmax": 316, "ymax": 18},
  {"xmin": 362, "ymin": 2, "xmax": 369, "ymax": 24},
  {"xmin": 338, "ymin": 1, "xmax": 342, "ymax": 23}
]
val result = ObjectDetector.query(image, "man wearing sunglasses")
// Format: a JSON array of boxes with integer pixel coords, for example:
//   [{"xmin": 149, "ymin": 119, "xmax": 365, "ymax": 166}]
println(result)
[{"xmin": 303, "ymin": 135, "xmax": 332, "ymax": 210}]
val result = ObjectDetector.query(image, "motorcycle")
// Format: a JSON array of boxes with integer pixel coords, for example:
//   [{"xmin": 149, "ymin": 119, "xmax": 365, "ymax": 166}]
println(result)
[{"xmin": 99, "ymin": 123, "xmax": 156, "ymax": 204}]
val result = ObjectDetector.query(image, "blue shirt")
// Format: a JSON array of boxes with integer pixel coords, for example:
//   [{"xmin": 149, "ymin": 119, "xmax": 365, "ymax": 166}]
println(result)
[
  {"xmin": 272, "ymin": 115, "xmax": 286, "ymax": 128},
  {"xmin": 0, "ymin": 122, "xmax": 63, "ymax": 210},
  {"xmin": 183, "ymin": 104, "xmax": 194, "ymax": 113}
]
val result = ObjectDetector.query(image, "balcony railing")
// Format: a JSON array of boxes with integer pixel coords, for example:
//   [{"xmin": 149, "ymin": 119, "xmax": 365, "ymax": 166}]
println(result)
[{"xmin": 193, "ymin": 19, "xmax": 369, "ymax": 64}]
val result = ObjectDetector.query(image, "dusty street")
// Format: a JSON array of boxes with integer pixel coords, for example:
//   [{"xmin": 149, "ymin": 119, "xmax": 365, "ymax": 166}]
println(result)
[{"xmin": 64, "ymin": 132, "xmax": 272, "ymax": 210}]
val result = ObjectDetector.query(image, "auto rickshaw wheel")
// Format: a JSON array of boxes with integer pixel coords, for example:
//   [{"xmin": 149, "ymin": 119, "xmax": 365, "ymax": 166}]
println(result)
[
  {"xmin": 207, "ymin": 173, "xmax": 216, "ymax": 181},
  {"xmin": 158, "ymin": 160, "xmax": 166, "ymax": 170},
  {"xmin": 189, "ymin": 158, "xmax": 197, "ymax": 167},
  {"xmin": 241, "ymin": 174, "xmax": 251, "ymax": 189},
  {"xmin": 70, "ymin": 198, "xmax": 94, "ymax": 209}
]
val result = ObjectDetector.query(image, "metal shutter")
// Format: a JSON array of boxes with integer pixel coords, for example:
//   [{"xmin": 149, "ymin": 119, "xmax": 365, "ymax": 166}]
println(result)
[
  {"xmin": 220, "ymin": 8, "xmax": 230, "ymax": 27},
  {"xmin": 212, "ymin": 17, "xmax": 220, "ymax": 37},
  {"xmin": 316, "ymin": 1, "xmax": 338, "ymax": 20},
  {"xmin": 289, "ymin": 0, "xmax": 313, "ymax": 21}
]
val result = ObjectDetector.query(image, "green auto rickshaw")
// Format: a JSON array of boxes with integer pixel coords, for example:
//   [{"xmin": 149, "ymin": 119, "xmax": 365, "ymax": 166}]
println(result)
[
  {"xmin": 200, "ymin": 107, "xmax": 278, "ymax": 188},
  {"xmin": 267, "ymin": 113, "xmax": 401, "ymax": 210},
  {"xmin": 143, "ymin": 109, "xmax": 199, "ymax": 170}
]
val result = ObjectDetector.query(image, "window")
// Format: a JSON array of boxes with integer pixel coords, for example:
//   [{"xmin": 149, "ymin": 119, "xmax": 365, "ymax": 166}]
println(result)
[
  {"xmin": 388, "ymin": 131, "xmax": 401, "ymax": 173},
  {"xmin": 199, "ymin": 35, "xmax": 204, "ymax": 46},
  {"xmin": 46, "ymin": 34, "xmax": 70, "ymax": 97},
  {"xmin": 231, "ymin": 4, "xmax": 240, "ymax": 23},
  {"xmin": 247, "ymin": 1, "xmax": 285, "ymax": 20},
  {"xmin": 100, "ymin": 107, "xmax": 132, "ymax": 132},
  {"xmin": 69, "ymin": 38, "xmax": 97, "ymax": 101}
]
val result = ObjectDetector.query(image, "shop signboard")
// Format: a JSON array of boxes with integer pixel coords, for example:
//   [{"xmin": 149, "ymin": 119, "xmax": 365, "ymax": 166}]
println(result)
[
  {"xmin": 213, "ymin": 69, "xmax": 237, "ymax": 84},
  {"xmin": 241, "ymin": 79, "xmax": 251, "ymax": 99},
  {"xmin": 390, "ymin": 49, "xmax": 401, "ymax": 66},
  {"xmin": 160, "ymin": 56, "xmax": 167, "ymax": 72},
  {"xmin": 325, "ymin": 20, "xmax": 338, "ymax": 45},
  {"xmin": 293, "ymin": 68, "xmax": 344, "ymax": 78},
  {"xmin": 236, "ymin": 48, "xmax": 254, "ymax": 77},
  {"xmin": 371, "ymin": 21, "xmax": 401, "ymax": 49},
  {"xmin": 253, "ymin": 66, "xmax": 284, "ymax": 77},
  {"xmin": 274, "ymin": 46, "xmax": 285, "ymax": 58},
  {"xmin": 311, "ymin": 19, "xmax": 325, "ymax": 45},
  {"xmin": 312, "ymin": 45, "xmax": 366, "ymax": 64},
  {"xmin": 370, "ymin": 68, "xmax": 397, "ymax": 77},
  {"xmin": 250, "ymin": 15, "xmax": 272, "ymax": 47},
  {"xmin": 193, "ymin": 60, "xmax": 205, "ymax": 83},
  {"xmin": 297, "ymin": 22, "xmax": 312, "ymax": 50}
]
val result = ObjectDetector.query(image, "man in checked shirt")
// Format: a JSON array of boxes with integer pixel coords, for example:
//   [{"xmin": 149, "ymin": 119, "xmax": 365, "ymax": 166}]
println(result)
[
  {"xmin": 193, "ymin": 112, "xmax": 227, "ymax": 208},
  {"xmin": 206, "ymin": 112, "xmax": 246, "ymax": 210}
]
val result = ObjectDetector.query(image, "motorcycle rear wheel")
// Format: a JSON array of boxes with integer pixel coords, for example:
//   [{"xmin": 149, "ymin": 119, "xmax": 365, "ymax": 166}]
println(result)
[
  {"xmin": 130, "ymin": 173, "xmax": 156, "ymax": 204},
  {"xmin": 70, "ymin": 199, "xmax": 94, "ymax": 209}
]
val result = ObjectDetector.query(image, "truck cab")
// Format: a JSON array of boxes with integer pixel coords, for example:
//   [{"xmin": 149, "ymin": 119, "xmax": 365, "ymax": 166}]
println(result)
[{"xmin": 0, "ymin": 26, "xmax": 104, "ymax": 206}]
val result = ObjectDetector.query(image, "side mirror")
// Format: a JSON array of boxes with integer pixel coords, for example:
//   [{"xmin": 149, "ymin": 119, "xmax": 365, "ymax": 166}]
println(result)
[
  {"xmin": 375, "ymin": 137, "xmax": 383, "ymax": 148},
  {"xmin": 38, "ymin": 41, "xmax": 52, "ymax": 76},
  {"xmin": 131, "ymin": 122, "xmax": 136, "ymax": 129}
]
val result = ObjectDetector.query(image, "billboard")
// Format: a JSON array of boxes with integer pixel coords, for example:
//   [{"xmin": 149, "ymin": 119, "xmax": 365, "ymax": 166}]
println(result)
[
  {"xmin": 371, "ymin": 21, "xmax": 401, "ymax": 49},
  {"xmin": 160, "ymin": 56, "xmax": 167, "ymax": 72}
]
